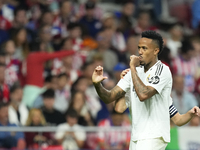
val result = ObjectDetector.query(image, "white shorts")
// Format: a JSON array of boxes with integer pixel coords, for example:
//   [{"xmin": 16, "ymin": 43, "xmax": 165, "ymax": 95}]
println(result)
[{"xmin": 129, "ymin": 137, "xmax": 168, "ymax": 150}]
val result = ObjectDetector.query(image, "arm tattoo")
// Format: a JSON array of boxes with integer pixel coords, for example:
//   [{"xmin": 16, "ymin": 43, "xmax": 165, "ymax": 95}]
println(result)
[
  {"xmin": 131, "ymin": 70, "xmax": 156, "ymax": 100},
  {"xmin": 94, "ymin": 83, "xmax": 125, "ymax": 104}
]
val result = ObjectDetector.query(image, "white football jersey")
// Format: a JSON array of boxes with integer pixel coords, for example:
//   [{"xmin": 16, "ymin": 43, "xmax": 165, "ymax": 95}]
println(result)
[{"xmin": 117, "ymin": 60, "xmax": 172, "ymax": 142}]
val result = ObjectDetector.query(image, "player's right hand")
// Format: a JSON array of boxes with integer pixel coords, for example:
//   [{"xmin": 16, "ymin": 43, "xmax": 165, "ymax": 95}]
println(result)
[
  {"xmin": 120, "ymin": 68, "xmax": 130, "ymax": 78},
  {"xmin": 190, "ymin": 106, "xmax": 200, "ymax": 117},
  {"xmin": 92, "ymin": 66, "xmax": 108, "ymax": 84}
]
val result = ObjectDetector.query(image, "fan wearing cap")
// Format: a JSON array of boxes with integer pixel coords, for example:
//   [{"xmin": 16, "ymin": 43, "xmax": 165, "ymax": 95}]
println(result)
[{"xmin": 79, "ymin": 1, "xmax": 102, "ymax": 38}]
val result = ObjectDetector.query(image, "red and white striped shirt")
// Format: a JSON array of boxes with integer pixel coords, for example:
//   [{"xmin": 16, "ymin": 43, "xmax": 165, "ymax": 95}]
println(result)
[{"xmin": 172, "ymin": 56, "xmax": 198, "ymax": 92}]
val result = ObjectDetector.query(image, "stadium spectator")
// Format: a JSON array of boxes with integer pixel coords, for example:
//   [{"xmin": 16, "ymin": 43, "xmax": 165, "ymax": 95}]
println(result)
[
  {"xmin": 79, "ymin": 1, "xmax": 102, "ymax": 38},
  {"xmin": 11, "ymin": 27, "xmax": 30, "ymax": 61},
  {"xmin": 37, "ymin": 24, "xmax": 54, "ymax": 53},
  {"xmin": 69, "ymin": 91, "xmax": 95, "ymax": 126},
  {"xmin": 117, "ymin": 1, "xmax": 135, "ymax": 39},
  {"xmin": 172, "ymin": 39, "xmax": 197, "ymax": 92},
  {"xmin": 9, "ymin": 7, "xmax": 35, "ymax": 42},
  {"xmin": 55, "ymin": 108, "xmax": 86, "ymax": 150},
  {"xmin": 52, "ymin": 0, "xmax": 76, "ymax": 38},
  {"xmin": 131, "ymin": 10, "xmax": 156, "ymax": 36},
  {"xmin": 2, "ymin": 40, "xmax": 21, "ymax": 86},
  {"xmin": 22, "ymin": 41, "xmax": 74, "ymax": 108},
  {"xmin": 172, "ymin": 75, "xmax": 198, "ymax": 114},
  {"xmin": 87, "ymin": 30, "xmax": 118, "ymax": 74},
  {"xmin": 8, "ymin": 83, "xmax": 29, "ymax": 126},
  {"xmin": 0, "ymin": 63, "xmax": 9, "ymax": 103},
  {"xmin": 54, "ymin": 73, "xmax": 71, "ymax": 113},
  {"xmin": 101, "ymin": 12, "xmax": 126, "ymax": 53},
  {"xmin": 52, "ymin": 37, "xmax": 82, "ymax": 81},
  {"xmin": 0, "ymin": 0, "xmax": 12, "ymax": 30},
  {"xmin": 166, "ymin": 23, "xmax": 183, "ymax": 58},
  {"xmin": 0, "ymin": 102, "xmax": 26, "ymax": 149},
  {"xmin": 67, "ymin": 22, "xmax": 84, "ymax": 51},
  {"xmin": 41, "ymin": 88, "xmax": 65, "ymax": 126},
  {"xmin": 78, "ymin": 0, "xmax": 104, "ymax": 20},
  {"xmin": 12, "ymin": 7, "xmax": 27, "ymax": 29},
  {"xmin": 81, "ymin": 62, "xmax": 102, "ymax": 119},
  {"xmin": 25, "ymin": 108, "xmax": 52, "ymax": 149},
  {"xmin": 97, "ymin": 110, "xmax": 130, "ymax": 150}
]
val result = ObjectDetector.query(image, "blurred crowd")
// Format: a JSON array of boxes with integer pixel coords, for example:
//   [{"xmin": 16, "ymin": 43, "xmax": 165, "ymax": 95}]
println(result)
[{"xmin": 0, "ymin": 0, "xmax": 199, "ymax": 149}]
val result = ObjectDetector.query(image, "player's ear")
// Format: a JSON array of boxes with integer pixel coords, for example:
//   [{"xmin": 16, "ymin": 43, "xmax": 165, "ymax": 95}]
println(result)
[{"xmin": 154, "ymin": 48, "xmax": 159, "ymax": 56}]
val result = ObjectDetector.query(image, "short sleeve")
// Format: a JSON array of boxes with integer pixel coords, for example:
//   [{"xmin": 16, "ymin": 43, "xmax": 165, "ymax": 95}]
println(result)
[
  {"xmin": 117, "ymin": 71, "xmax": 131, "ymax": 92},
  {"xmin": 125, "ymin": 90, "xmax": 131, "ymax": 108},
  {"xmin": 146, "ymin": 64, "xmax": 172, "ymax": 94},
  {"xmin": 74, "ymin": 127, "xmax": 86, "ymax": 141}
]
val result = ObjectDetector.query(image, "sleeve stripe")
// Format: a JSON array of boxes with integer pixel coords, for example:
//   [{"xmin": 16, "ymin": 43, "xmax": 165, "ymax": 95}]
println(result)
[
  {"xmin": 169, "ymin": 104, "xmax": 178, "ymax": 118},
  {"xmin": 159, "ymin": 65, "xmax": 163, "ymax": 76},
  {"xmin": 155, "ymin": 64, "xmax": 161, "ymax": 75}
]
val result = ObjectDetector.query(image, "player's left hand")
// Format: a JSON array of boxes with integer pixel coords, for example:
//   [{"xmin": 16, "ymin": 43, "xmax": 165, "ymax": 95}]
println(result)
[
  {"xmin": 190, "ymin": 106, "xmax": 200, "ymax": 117},
  {"xmin": 130, "ymin": 55, "xmax": 140, "ymax": 68},
  {"xmin": 120, "ymin": 68, "xmax": 130, "ymax": 78}
]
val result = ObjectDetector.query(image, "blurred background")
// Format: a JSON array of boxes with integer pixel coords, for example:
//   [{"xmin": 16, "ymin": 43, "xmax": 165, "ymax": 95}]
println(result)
[{"xmin": 0, "ymin": 0, "xmax": 199, "ymax": 149}]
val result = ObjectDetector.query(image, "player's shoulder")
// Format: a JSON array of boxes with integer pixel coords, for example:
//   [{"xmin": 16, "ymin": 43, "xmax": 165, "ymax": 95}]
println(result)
[{"xmin": 151, "ymin": 61, "xmax": 171, "ymax": 76}]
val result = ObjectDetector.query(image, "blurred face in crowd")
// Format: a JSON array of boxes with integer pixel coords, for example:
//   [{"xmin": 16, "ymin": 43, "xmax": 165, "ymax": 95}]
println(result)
[
  {"xmin": 97, "ymin": 32, "xmax": 110, "ymax": 50},
  {"xmin": 58, "ymin": 75, "xmax": 68, "ymax": 90},
  {"xmin": 123, "ymin": 2, "xmax": 134, "ymax": 16},
  {"xmin": 66, "ymin": 116, "xmax": 78, "ymax": 126},
  {"xmin": 16, "ymin": 28, "xmax": 27, "ymax": 45},
  {"xmin": 86, "ymin": 8, "xmax": 95, "ymax": 18},
  {"xmin": 42, "ymin": 12, "xmax": 53, "ymax": 26},
  {"xmin": 5, "ymin": 40, "xmax": 16, "ymax": 56},
  {"xmin": 173, "ymin": 75, "xmax": 184, "ymax": 95},
  {"xmin": 170, "ymin": 25, "xmax": 183, "ymax": 40},
  {"xmin": 127, "ymin": 36, "xmax": 139, "ymax": 55},
  {"xmin": 0, "ymin": 66, "xmax": 5, "ymax": 83},
  {"xmin": 189, "ymin": 116, "xmax": 200, "ymax": 126},
  {"xmin": 40, "ymin": 25, "xmax": 52, "ymax": 43},
  {"xmin": 0, "ymin": 55, "xmax": 5, "ymax": 64},
  {"xmin": 83, "ymin": 63, "xmax": 95, "ymax": 79},
  {"xmin": 62, "ymin": 38, "xmax": 73, "ymax": 50},
  {"xmin": 69, "ymin": 27, "xmax": 82, "ymax": 39},
  {"xmin": 32, "ymin": 110, "xmax": 42, "ymax": 125},
  {"xmin": 192, "ymin": 40, "xmax": 200, "ymax": 55},
  {"xmin": 138, "ymin": 12, "xmax": 150, "ymax": 30},
  {"xmin": 102, "ymin": 16, "xmax": 115, "ymax": 29},
  {"xmin": 60, "ymin": 1, "xmax": 71, "ymax": 16},
  {"xmin": 0, "ymin": 106, "xmax": 8, "ymax": 124},
  {"xmin": 75, "ymin": 78, "xmax": 88, "ymax": 92},
  {"xmin": 15, "ymin": 10, "xmax": 27, "ymax": 27},
  {"xmin": 72, "ymin": 92, "xmax": 85, "ymax": 111},
  {"xmin": 43, "ymin": 97, "xmax": 55, "ymax": 110},
  {"xmin": 62, "ymin": 56, "xmax": 73, "ymax": 68},
  {"xmin": 10, "ymin": 88, "xmax": 23, "ymax": 105}
]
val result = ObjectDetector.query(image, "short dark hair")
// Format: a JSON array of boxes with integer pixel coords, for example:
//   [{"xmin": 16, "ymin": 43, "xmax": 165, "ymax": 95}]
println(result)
[
  {"xmin": 0, "ymin": 63, "xmax": 6, "ymax": 67},
  {"xmin": 14, "ymin": 7, "xmax": 27, "ymax": 17},
  {"xmin": 180, "ymin": 39, "xmax": 194, "ymax": 54},
  {"xmin": 42, "ymin": 89, "xmax": 55, "ymax": 99},
  {"xmin": 0, "ymin": 102, "xmax": 9, "ymax": 110},
  {"xmin": 57, "ymin": 73, "xmax": 69, "ymax": 79},
  {"xmin": 141, "ymin": 30, "xmax": 164, "ymax": 55},
  {"xmin": 10, "ymin": 82, "xmax": 22, "ymax": 94},
  {"xmin": 65, "ymin": 108, "xmax": 79, "ymax": 118}
]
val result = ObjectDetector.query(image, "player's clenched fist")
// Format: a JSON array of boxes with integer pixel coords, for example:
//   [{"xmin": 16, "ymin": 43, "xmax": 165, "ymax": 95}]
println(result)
[
  {"xmin": 190, "ymin": 106, "xmax": 200, "ymax": 117},
  {"xmin": 92, "ymin": 66, "xmax": 108, "ymax": 85},
  {"xmin": 130, "ymin": 55, "xmax": 141, "ymax": 68}
]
